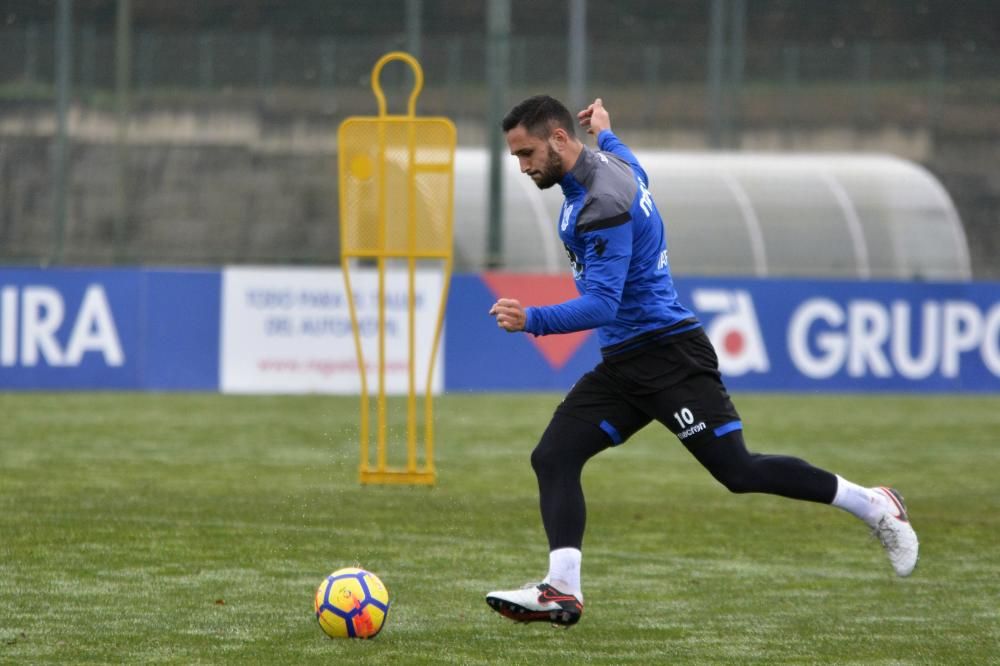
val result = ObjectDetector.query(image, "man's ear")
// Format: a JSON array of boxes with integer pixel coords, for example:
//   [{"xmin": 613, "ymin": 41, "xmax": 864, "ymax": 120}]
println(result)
[{"xmin": 548, "ymin": 127, "xmax": 569, "ymax": 152}]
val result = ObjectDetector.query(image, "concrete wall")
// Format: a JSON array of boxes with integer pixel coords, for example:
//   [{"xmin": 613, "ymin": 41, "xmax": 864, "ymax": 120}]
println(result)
[
  {"xmin": 0, "ymin": 106, "xmax": 341, "ymax": 265},
  {"xmin": 2, "ymin": 104, "xmax": 998, "ymax": 278}
]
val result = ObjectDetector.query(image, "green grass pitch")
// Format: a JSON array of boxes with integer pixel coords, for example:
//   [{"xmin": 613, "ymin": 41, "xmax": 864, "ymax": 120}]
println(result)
[{"xmin": 2, "ymin": 392, "xmax": 999, "ymax": 664}]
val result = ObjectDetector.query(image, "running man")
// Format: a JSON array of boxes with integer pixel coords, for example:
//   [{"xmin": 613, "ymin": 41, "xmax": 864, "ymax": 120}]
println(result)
[{"xmin": 485, "ymin": 95, "xmax": 918, "ymax": 627}]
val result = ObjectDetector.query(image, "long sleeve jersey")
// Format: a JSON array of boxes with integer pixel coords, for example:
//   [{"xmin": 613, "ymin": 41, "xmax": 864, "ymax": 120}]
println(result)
[{"xmin": 523, "ymin": 129, "xmax": 701, "ymax": 356}]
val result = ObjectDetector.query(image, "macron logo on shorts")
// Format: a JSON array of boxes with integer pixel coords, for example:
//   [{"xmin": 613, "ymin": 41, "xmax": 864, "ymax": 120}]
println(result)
[{"xmin": 692, "ymin": 289, "xmax": 770, "ymax": 376}]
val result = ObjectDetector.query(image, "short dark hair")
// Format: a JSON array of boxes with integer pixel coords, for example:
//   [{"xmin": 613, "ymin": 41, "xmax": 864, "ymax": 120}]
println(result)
[{"xmin": 501, "ymin": 95, "xmax": 576, "ymax": 138}]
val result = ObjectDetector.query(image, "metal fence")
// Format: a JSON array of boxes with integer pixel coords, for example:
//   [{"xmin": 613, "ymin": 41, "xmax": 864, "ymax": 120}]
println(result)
[
  {"xmin": 2, "ymin": 23, "xmax": 996, "ymax": 129},
  {"xmin": 0, "ymin": 19, "xmax": 998, "ymax": 272}
]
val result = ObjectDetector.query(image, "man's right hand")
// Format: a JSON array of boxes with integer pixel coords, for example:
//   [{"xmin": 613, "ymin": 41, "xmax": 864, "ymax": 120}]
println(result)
[
  {"xmin": 578, "ymin": 98, "xmax": 611, "ymax": 136},
  {"xmin": 489, "ymin": 298, "xmax": 526, "ymax": 332}
]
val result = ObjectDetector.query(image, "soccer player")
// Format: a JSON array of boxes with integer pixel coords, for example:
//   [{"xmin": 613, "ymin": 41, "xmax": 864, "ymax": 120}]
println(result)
[{"xmin": 484, "ymin": 95, "xmax": 919, "ymax": 627}]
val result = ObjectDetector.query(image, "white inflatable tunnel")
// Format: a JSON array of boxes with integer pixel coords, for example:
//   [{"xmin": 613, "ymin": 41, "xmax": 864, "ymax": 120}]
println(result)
[{"xmin": 453, "ymin": 149, "xmax": 971, "ymax": 281}]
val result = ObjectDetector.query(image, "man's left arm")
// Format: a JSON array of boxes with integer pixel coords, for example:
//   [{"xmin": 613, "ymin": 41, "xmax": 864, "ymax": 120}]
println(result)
[
  {"xmin": 596, "ymin": 131, "xmax": 649, "ymax": 185},
  {"xmin": 579, "ymin": 97, "xmax": 650, "ymax": 185}
]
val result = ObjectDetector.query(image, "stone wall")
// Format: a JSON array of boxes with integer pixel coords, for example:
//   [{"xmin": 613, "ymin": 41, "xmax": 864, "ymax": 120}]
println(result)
[
  {"xmin": 2, "ymin": 105, "xmax": 998, "ymax": 278},
  {"xmin": 927, "ymin": 130, "xmax": 1000, "ymax": 281}
]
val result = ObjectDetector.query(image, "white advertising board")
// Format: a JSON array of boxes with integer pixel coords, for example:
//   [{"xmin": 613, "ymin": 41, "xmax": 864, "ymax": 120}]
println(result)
[{"xmin": 220, "ymin": 266, "xmax": 444, "ymax": 394}]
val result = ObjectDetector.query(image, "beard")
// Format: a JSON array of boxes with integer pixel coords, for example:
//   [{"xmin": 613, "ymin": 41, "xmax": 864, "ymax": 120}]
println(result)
[{"xmin": 529, "ymin": 145, "xmax": 564, "ymax": 190}]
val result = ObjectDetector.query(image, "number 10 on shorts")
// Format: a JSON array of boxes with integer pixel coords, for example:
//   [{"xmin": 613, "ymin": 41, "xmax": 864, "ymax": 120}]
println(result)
[{"xmin": 673, "ymin": 407, "xmax": 695, "ymax": 429}]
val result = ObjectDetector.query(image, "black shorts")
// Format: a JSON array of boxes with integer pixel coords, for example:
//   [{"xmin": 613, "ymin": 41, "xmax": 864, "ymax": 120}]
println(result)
[{"xmin": 555, "ymin": 328, "xmax": 741, "ymax": 448}]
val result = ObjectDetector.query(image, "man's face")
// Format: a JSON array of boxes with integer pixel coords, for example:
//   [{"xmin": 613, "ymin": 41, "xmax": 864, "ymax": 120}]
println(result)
[{"xmin": 505, "ymin": 124, "xmax": 564, "ymax": 190}]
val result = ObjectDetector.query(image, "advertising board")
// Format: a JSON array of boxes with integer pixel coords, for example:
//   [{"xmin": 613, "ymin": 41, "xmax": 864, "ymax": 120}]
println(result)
[{"xmin": 447, "ymin": 274, "xmax": 1000, "ymax": 393}]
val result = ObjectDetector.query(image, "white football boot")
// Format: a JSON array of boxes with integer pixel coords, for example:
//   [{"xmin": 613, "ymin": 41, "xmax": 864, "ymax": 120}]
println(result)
[
  {"xmin": 486, "ymin": 582, "xmax": 583, "ymax": 626},
  {"xmin": 871, "ymin": 486, "xmax": 919, "ymax": 576}
]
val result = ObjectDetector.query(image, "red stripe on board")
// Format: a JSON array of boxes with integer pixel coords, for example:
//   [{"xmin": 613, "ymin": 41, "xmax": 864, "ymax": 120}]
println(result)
[{"xmin": 482, "ymin": 272, "xmax": 593, "ymax": 371}]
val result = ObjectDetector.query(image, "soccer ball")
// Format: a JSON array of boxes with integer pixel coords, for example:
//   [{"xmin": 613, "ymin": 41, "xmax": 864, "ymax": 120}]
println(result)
[{"xmin": 314, "ymin": 567, "xmax": 390, "ymax": 639}]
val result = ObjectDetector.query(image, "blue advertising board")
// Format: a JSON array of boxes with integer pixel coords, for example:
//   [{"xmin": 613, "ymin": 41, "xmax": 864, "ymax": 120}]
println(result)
[
  {"xmin": 446, "ymin": 274, "xmax": 1000, "ymax": 393},
  {"xmin": 2, "ymin": 267, "xmax": 997, "ymax": 393},
  {"xmin": 444, "ymin": 273, "xmax": 602, "ymax": 391},
  {"xmin": 143, "ymin": 270, "xmax": 221, "ymax": 390},
  {"xmin": 0, "ymin": 268, "xmax": 219, "ymax": 390}
]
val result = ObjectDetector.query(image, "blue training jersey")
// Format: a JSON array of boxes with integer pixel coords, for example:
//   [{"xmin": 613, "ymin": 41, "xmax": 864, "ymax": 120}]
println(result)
[{"xmin": 523, "ymin": 129, "xmax": 700, "ymax": 356}]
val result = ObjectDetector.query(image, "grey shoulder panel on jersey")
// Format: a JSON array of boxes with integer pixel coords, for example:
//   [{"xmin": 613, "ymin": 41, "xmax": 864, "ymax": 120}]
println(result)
[{"xmin": 574, "ymin": 153, "xmax": 637, "ymax": 235}]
